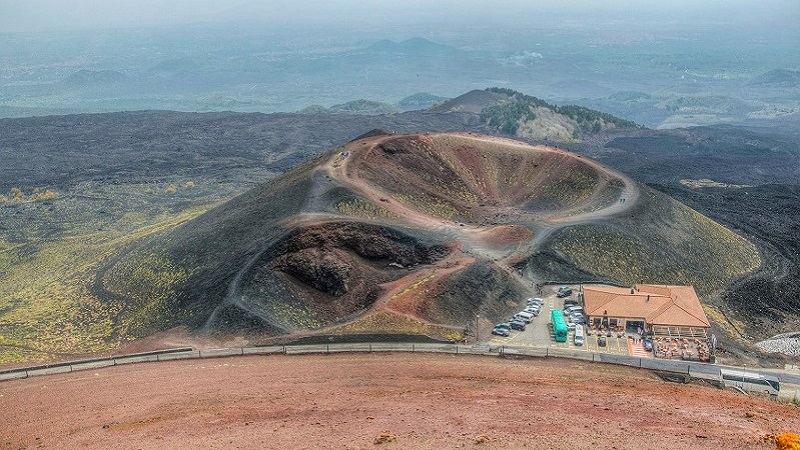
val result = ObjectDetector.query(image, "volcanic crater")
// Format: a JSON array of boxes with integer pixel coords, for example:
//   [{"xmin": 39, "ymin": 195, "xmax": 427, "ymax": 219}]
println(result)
[{"xmin": 101, "ymin": 132, "xmax": 759, "ymax": 341}]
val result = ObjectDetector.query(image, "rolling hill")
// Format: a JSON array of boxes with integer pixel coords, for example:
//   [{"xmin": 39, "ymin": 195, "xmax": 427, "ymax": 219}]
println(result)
[{"xmin": 433, "ymin": 88, "xmax": 641, "ymax": 140}]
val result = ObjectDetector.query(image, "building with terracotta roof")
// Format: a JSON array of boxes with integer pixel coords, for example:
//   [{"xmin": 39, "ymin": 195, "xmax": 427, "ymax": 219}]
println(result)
[{"xmin": 581, "ymin": 284, "xmax": 710, "ymax": 335}]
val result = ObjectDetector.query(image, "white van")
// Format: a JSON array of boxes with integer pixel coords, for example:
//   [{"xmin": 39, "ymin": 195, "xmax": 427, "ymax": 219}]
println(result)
[
  {"xmin": 574, "ymin": 324, "xmax": 585, "ymax": 346},
  {"xmin": 515, "ymin": 311, "xmax": 534, "ymax": 323}
]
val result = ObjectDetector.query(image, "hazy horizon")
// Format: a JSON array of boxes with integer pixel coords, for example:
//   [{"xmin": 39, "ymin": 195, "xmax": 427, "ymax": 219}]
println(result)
[
  {"xmin": 1, "ymin": 1, "xmax": 798, "ymax": 126},
  {"xmin": 1, "ymin": 0, "xmax": 798, "ymax": 32}
]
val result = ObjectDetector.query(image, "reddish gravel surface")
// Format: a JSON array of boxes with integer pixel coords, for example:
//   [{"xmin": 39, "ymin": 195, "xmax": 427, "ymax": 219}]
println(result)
[{"xmin": 2, "ymin": 353, "xmax": 797, "ymax": 449}]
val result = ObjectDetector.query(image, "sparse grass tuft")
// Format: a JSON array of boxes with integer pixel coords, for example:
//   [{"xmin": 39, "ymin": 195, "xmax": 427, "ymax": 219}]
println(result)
[
  {"xmin": 331, "ymin": 311, "xmax": 463, "ymax": 342},
  {"xmin": 0, "ymin": 187, "xmax": 60, "ymax": 203},
  {"xmin": 391, "ymin": 275, "xmax": 435, "ymax": 300},
  {"xmin": 263, "ymin": 301, "xmax": 323, "ymax": 330},
  {"xmin": 31, "ymin": 189, "xmax": 59, "ymax": 202},
  {"xmin": 393, "ymin": 193, "xmax": 465, "ymax": 221},
  {"xmin": 335, "ymin": 198, "xmax": 398, "ymax": 220}
]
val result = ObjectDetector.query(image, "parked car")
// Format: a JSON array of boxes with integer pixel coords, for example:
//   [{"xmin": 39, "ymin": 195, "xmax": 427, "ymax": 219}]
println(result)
[
  {"xmin": 597, "ymin": 335, "xmax": 607, "ymax": 347},
  {"xmin": 524, "ymin": 306, "xmax": 540, "ymax": 316},
  {"xmin": 564, "ymin": 305, "xmax": 583, "ymax": 315},
  {"xmin": 556, "ymin": 287, "xmax": 573, "ymax": 298},
  {"xmin": 509, "ymin": 320, "xmax": 527, "ymax": 331},
  {"xmin": 492, "ymin": 327, "xmax": 510, "ymax": 337},
  {"xmin": 567, "ymin": 322, "xmax": 576, "ymax": 331},
  {"xmin": 514, "ymin": 312, "xmax": 534, "ymax": 323},
  {"xmin": 527, "ymin": 297, "xmax": 544, "ymax": 306},
  {"xmin": 494, "ymin": 322, "xmax": 511, "ymax": 331},
  {"xmin": 563, "ymin": 300, "xmax": 578, "ymax": 308},
  {"xmin": 644, "ymin": 338, "xmax": 653, "ymax": 352}
]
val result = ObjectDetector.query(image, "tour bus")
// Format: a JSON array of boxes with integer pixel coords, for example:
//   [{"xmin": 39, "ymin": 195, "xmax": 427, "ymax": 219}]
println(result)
[
  {"xmin": 720, "ymin": 368, "xmax": 780, "ymax": 396},
  {"xmin": 551, "ymin": 309, "xmax": 568, "ymax": 342},
  {"xmin": 574, "ymin": 324, "xmax": 585, "ymax": 346}
]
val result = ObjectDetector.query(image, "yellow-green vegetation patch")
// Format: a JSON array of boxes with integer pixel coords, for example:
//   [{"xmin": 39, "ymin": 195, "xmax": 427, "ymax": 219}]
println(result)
[
  {"xmin": 391, "ymin": 275, "xmax": 435, "ymax": 300},
  {"xmin": 550, "ymin": 189, "xmax": 760, "ymax": 295},
  {"xmin": 393, "ymin": 193, "xmax": 465, "ymax": 221},
  {"xmin": 0, "ymin": 206, "xmax": 210, "ymax": 361},
  {"xmin": 102, "ymin": 252, "xmax": 190, "ymax": 338},
  {"xmin": 0, "ymin": 187, "xmax": 60, "ymax": 203},
  {"xmin": 263, "ymin": 301, "xmax": 323, "ymax": 330},
  {"xmin": 0, "ymin": 236, "xmax": 122, "ymax": 354},
  {"xmin": 331, "ymin": 311, "xmax": 463, "ymax": 342},
  {"xmin": 535, "ymin": 165, "xmax": 598, "ymax": 206},
  {"xmin": 335, "ymin": 198, "xmax": 398, "ymax": 220},
  {"xmin": 0, "ymin": 346, "xmax": 53, "ymax": 366}
]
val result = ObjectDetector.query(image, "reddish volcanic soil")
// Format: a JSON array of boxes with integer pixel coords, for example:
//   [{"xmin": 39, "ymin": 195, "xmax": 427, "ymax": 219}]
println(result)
[{"xmin": 1, "ymin": 353, "xmax": 797, "ymax": 450}]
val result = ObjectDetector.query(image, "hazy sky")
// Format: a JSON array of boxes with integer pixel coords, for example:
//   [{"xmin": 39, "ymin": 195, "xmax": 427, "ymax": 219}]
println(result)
[{"xmin": 1, "ymin": 0, "xmax": 798, "ymax": 32}]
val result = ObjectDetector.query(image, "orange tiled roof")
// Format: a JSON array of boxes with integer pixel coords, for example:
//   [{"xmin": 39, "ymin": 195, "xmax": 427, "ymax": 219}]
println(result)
[{"xmin": 582, "ymin": 284, "xmax": 710, "ymax": 328}]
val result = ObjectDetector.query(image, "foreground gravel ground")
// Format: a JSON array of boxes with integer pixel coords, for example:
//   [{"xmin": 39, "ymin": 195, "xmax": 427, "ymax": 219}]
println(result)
[{"xmin": 1, "ymin": 353, "xmax": 798, "ymax": 449}]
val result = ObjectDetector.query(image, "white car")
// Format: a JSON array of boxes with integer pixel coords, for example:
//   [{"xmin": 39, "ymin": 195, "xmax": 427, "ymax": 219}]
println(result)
[
  {"xmin": 514, "ymin": 312, "xmax": 534, "ymax": 323},
  {"xmin": 527, "ymin": 297, "xmax": 545, "ymax": 306}
]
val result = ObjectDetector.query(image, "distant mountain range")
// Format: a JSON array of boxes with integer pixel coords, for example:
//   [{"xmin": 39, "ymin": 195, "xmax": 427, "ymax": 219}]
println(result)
[
  {"xmin": 363, "ymin": 37, "xmax": 459, "ymax": 55},
  {"xmin": 749, "ymin": 69, "xmax": 800, "ymax": 88},
  {"xmin": 59, "ymin": 69, "xmax": 129, "ymax": 87}
]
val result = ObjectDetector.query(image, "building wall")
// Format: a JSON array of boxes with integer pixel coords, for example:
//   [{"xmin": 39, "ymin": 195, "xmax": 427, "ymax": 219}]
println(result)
[{"xmin": 588, "ymin": 315, "xmax": 646, "ymax": 332}]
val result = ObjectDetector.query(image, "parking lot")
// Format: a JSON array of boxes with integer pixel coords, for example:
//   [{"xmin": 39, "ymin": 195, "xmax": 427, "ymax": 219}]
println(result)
[{"xmin": 488, "ymin": 284, "xmax": 643, "ymax": 357}]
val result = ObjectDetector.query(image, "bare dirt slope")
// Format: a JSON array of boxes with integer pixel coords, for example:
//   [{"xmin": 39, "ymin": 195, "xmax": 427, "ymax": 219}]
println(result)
[{"xmin": 1, "ymin": 353, "xmax": 797, "ymax": 449}]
